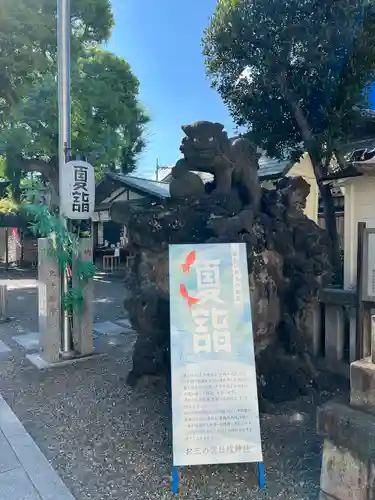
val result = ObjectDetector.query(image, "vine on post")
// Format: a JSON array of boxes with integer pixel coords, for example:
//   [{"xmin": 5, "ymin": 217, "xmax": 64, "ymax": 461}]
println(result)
[{"xmin": 22, "ymin": 182, "xmax": 96, "ymax": 315}]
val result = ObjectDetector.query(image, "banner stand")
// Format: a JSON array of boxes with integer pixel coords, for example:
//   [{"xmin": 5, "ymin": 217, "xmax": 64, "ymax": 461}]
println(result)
[
  {"xmin": 170, "ymin": 462, "xmax": 265, "ymax": 494},
  {"xmin": 171, "ymin": 466, "xmax": 179, "ymax": 494},
  {"xmin": 258, "ymin": 462, "xmax": 265, "ymax": 488},
  {"xmin": 168, "ymin": 243, "xmax": 266, "ymax": 496}
]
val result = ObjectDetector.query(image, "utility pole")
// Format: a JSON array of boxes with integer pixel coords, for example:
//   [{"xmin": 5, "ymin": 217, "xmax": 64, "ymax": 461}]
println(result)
[
  {"xmin": 155, "ymin": 160, "xmax": 171, "ymax": 181},
  {"xmin": 57, "ymin": 0, "xmax": 74, "ymax": 358},
  {"xmin": 155, "ymin": 159, "xmax": 160, "ymax": 181}
]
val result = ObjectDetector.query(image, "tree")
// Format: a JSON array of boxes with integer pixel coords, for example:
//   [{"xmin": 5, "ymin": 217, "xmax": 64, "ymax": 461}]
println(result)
[
  {"xmin": 0, "ymin": 0, "xmax": 114, "ymax": 119},
  {"xmin": 203, "ymin": 0, "xmax": 375, "ymax": 276},
  {"xmin": 1, "ymin": 48, "xmax": 148, "ymax": 187},
  {"xmin": 0, "ymin": 1, "xmax": 148, "ymax": 201}
]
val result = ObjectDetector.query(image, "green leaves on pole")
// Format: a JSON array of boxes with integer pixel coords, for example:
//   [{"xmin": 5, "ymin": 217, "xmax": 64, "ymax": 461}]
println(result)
[{"xmin": 22, "ymin": 183, "xmax": 96, "ymax": 314}]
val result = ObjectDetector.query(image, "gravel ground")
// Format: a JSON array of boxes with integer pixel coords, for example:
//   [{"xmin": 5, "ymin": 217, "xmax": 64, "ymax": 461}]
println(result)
[{"xmin": 0, "ymin": 270, "xmax": 349, "ymax": 500}]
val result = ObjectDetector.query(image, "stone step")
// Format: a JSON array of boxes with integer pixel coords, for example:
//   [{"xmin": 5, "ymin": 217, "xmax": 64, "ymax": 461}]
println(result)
[
  {"xmin": 351, "ymin": 357, "xmax": 375, "ymax": 415},
  {"xmin": 317, "ymin": 401, "xmax": 375, "ymax": 500}
]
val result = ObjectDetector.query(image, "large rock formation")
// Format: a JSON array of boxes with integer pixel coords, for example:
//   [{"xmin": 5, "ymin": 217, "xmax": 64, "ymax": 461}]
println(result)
[{"xmin": 111, "ymin": 121, "xmax": 331, "ymax": 402}]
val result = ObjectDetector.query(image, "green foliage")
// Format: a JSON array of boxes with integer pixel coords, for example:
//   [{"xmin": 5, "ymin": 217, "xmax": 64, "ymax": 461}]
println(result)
[
  {"xmin": 23, "ymin": 182, "xmax": 96, "ymax": 314},
  {"xmin": 0, "ymin": 48, "xmax": 149, "ymax": 178},
  {"xmin": 0, "ymin": 0, "xmax": 114, "ymax": 120},
  {"xmin": 75, "ymin": 260, "xmax": 96, "ymax": 281},
  {"xmin": 0, "ymin": 156, "xmax": 6, "ymax": 178},
  {"xmin": 203, "ymin": 0, "xmax": 375, "ymax": 161},
  {"xmin": 63, "ymin": 288, "xmax": 84, "ymax": 315},
  {"xmin": 20, "ymin": 177, "xmax": 48, "ymax": 203},
  {"xmin": 0, "ymin": 196, "xmax": 17, "ymax": 214},
  {"xmin": 0, "ymin": 0, "xmax": 148, "ymax": 192}
]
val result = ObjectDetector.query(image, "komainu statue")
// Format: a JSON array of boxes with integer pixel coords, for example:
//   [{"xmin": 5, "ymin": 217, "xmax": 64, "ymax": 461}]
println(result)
[
  {"xmin": 110, "ymin": 121, "xmax": 331, "ymax": 403},
  {"xmin": 170, "ymin": 121, "xmax": 261, "ymax": 208}
]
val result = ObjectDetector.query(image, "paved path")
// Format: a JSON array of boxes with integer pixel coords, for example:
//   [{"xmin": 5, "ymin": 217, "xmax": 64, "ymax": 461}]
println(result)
[{"xmin": 0, "ymin": 395, "xmax": 75, "ymax": 500}]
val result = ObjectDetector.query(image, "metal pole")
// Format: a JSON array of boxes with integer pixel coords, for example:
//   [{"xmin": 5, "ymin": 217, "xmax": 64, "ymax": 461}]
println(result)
[{"xmin": 57, "ymin": 0, "xmax": 74, "ymax": 358}]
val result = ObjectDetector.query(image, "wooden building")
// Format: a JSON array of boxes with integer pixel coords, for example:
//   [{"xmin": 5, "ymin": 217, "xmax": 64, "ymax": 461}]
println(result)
[{"xmin": 93, "ymin": 172, "xmax": 170, "ymax": 267}]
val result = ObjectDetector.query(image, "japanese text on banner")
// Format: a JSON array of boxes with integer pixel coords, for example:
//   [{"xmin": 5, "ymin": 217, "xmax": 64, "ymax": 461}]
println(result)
[
  {"xmin": 191, "ymin": 260, "xmax": 231, "ymax": 354},
  {"xmin": 72, "ymin": 165, "xmax": 90, "ymax": 214}
]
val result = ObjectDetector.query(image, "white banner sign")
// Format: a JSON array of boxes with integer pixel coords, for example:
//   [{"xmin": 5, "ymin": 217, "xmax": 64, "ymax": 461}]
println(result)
[
  {"xmin": 60, "ymin": 160, "xmax": 95, "ymax": 220},
  {"xmin": 169, "ymin": 243, "xmax": 263, "ymax": 467}
]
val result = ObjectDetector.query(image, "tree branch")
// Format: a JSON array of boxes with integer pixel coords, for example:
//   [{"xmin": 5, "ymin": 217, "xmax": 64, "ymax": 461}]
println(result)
[{"xmin": 276, "ymin": 69, "xmax": 326, "ymax": 180}]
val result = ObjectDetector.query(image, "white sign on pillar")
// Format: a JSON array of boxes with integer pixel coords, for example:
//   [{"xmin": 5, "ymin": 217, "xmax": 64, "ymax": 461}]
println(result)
[{"xmin": 60, "ymin": 160, "xmax": 95, "ymax": 220}]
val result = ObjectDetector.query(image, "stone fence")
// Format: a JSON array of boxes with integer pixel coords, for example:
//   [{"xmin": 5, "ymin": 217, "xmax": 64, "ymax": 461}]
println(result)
[
  {"xmin": 314, "ymin": 288, "xmax": 358, "ymax": 377},
  {"xmin": 317, "ymin": 287, "xmax": 375, "ymax": 499}
]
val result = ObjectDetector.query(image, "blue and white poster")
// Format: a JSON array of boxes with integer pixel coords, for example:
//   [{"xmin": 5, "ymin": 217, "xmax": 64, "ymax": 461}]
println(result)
[{"xmin": 169, "ymin": 243, "xmax": 263, "ymax": 467}]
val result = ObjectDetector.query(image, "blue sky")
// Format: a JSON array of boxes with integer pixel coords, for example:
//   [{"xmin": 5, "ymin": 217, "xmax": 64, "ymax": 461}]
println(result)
[{"xmin": 106, "ymin": 0, "xmax": 234, "ymax": 179}]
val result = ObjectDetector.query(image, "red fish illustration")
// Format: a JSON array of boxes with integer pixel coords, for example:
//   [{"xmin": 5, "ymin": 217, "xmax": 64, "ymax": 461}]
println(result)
[
  {"xmin": 179, "ymin": 284, "xmax": 199, "ymax": 308},
  {"xmin": 181, "ymin": 250, "xmax": 196, "ymax": 273}
]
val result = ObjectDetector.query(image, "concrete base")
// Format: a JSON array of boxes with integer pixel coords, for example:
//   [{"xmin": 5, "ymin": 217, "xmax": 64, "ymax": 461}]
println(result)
[
  {"xmin": 317, "ymin": 401, "xmax": 375, "ymax": 500},
  {"xmin": 26, "ymin": 352, "xmax": 107, "ymax": 370},
  {"xmin": 12, "ymin": 332, "xmax": 40, "ymax": 351},
  {"xmin": 0, "ymin": 340, "xmax": 11, "ymax": 354},
  {"xmin": 319, "ymin": 493, "xmax": 339, "ymax": 500},
  {"xmin": 0, "ymin": 317, "xmax": 13, "ymax": 324}
]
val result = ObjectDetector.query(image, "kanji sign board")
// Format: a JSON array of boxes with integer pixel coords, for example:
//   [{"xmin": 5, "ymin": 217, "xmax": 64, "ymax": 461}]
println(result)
[{"xmin": 60, "ymin": 160, "xmax": 95, "ymax": 220}]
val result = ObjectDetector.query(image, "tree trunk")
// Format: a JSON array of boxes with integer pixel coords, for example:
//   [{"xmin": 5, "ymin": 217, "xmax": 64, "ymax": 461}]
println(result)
[
  {"xmin": 308, "ymin": 150, "xmax": 342, "ymax": 284},
  {"xmin": 276, "ymin": 71, "xmax": 342, "ymax": 282},
  {"xmin": 333, "ymin": 148, "xmax": 346, "ymax": 170},
  {"xmin": 5, "ymin": 149, "xmax": 22, "ymax": 204},
  {"xmin": 318, "ymin": 179, "xmax": 342, "ymax": 277}
]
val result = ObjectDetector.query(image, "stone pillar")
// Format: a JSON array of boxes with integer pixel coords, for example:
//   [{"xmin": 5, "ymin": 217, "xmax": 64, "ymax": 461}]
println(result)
[
  {"xmin": 38, "ymin": 238, "xmax": 61, "ymax": 363},
  {"xmin": 304, "ymin": 302, "xmax": 321, "ymax": 356},
  {"xmin": 317, "ymin": 358, "xmax": 375, "ymax": 500},
  {"xmin": 349, "ymin": 307, "xmax": 357, "ymax": 363},
  {"xmin": 324, "ymin": 304, "xmax": 344, "ymax": 362},
  {"xmin": 72, "ymin": 238, "xmax": 94, "ymax": 356}
]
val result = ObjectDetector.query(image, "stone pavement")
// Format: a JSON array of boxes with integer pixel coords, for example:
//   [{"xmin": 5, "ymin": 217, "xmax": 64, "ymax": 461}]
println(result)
[
  {"xmin": 0, "ymin": 271, "xmax": 135, "ymax": 367},
  {"xmin": 0, "ymin": 395, "xmax": 75, "ymax": 500}
]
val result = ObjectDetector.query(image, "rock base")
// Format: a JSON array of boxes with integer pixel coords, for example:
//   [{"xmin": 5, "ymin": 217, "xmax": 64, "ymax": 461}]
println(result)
[
  {"xmin": 111, "ymin": 120, "xmax": 332, "ymax": 400},
  {"xmin": 317, "ymin": 359, "xmax": 375, "ymax": 499}
]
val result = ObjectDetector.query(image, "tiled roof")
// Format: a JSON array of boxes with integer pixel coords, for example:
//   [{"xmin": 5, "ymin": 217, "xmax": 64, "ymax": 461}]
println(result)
[
  {"xmin": 353, "ymin": 106, "xmax": 375, "ymax": 121},
  {"xmin": 258, "ymin": 156, "xmax": 291, "ymax": 180},
  {"xmin": 339, "ymin": 138, "xmax": 375, "ymax": 157},
  {"xmin": 323, "ymin": 137, "xmax": 375, "ymax": 180},
  {"xmin": 106, "ymin": 172, "xmax": 170, "ymax": 199}
]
